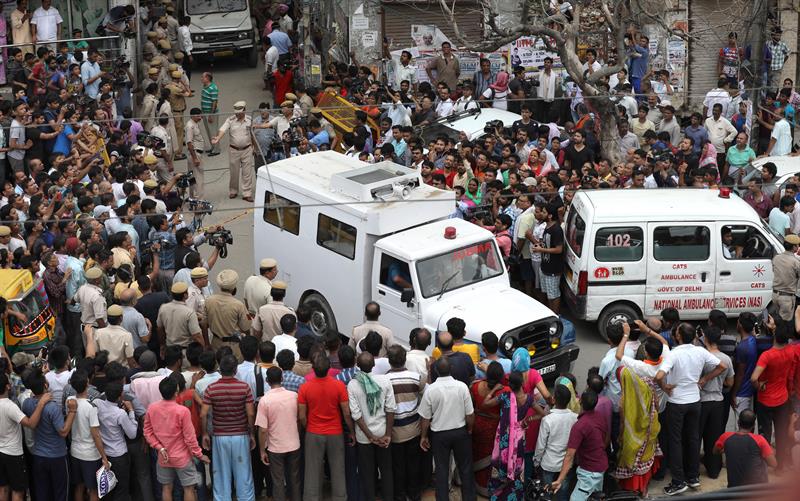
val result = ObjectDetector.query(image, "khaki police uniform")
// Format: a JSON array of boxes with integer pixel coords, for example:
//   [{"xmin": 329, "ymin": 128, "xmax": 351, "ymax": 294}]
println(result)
[
  {"xmin": 167, "ymin": 79, "xmax": 188, "ymax": 157},
  {"xmin": 253, "ymin": 301, "xmax": 295, "ymax": 341},
  {"xmin": 772, "ymin": 247, "xmax": 800, "ymax": 320},
  {"xmin": 157, "ymin": 299, "xmax": 201, "ymax": 347},
  {"xmin": 94, "ymin": 324, "xmax": 135, "ymax": 367},
  {"xmin": 218, "ymin": 108, "xmax": 255, "ymax": 198},
  {"xmin": 350, "ymin": 320, "xmax": 395, "ymax": 357},
  {"xmin": 243, "ymin": 274, "xmax": 272, "ymax": 315},
  {"xmin": 76, "ymin": 283, "xmax": 107, "ymax": 328},
  {"xmin": 185, "ymin": 118, "xmax": 206, "ymax": 198},
  {"xmin": 205, "ymin": 292, "xmax": 251, "ymax": 361}
]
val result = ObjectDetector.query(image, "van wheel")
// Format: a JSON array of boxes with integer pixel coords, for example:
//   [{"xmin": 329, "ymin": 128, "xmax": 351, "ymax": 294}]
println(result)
[
  {"xmin": 302, "ymin": 293, "xmax": 338, "ymax": 337},
  {"xmin": 598, "ymin": 304, "xmax": 638, "ymax": 342}
]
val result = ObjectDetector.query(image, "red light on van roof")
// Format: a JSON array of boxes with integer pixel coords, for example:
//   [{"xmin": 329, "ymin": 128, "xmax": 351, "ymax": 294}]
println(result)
[
  {"xmin": 444, "ymin": 227, "xmax": 457, "ymax": 239},
  {"xmin": 719, "ymin": 188, "xmax": 731, "ymax": 198}
]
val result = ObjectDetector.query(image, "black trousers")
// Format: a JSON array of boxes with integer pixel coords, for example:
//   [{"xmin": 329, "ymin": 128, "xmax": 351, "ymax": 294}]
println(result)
[
  {"xmin": 251, "ymin": 443, "xmax": 270, "ymax": 497},
  {"xmin": 431, "ymin": 427, "xmax": 475, "ymax": 501},
  {"xmin": 756, "ymin": 399, "xmax": 791, "ymax": 467},
  {"xmin": 63, "ymin": 310, "xmax": 84, "ymax": 358},
  {"xmin": 391, "ymin": 437, "xmax": 421, "ymax": 501},
  {"xmin": 700, "ymin": 400, "xmax": 725, "ymax": 478},
  {"xmin": 107, "ymin": 453, "xmax": 131, "ymax": 501},
  {"xmin": 267, "ymin": 449, "xmax": 302, "ymax": 501},
  {"xmin": 666, "ymin": 401, "xmax": 701, "ymax": 485},
  {"xmin": 357, "ymin": 442, "xmax": 393, "ymax": 501}
]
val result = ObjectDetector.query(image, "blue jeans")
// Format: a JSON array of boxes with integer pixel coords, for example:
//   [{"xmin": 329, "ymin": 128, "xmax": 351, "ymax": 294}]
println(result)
[
  {"xmin": 541, "ymin": 468, "xmax": 571, "ymax": 501},
  {"xmin": 570, "ymin": 467, "xmax": 603, "ymax": 501},
  {"xmin": 211, "ymin": 435, "xmax": 254, "ymax": 501}
]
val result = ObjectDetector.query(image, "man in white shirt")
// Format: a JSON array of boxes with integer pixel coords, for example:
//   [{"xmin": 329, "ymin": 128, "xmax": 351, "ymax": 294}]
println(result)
[
  {"xmin": 417, "ymin": 357, "xmax": 475, "ymax": 501},
  {"xmin": 394, "ymin": 50, "xmax": 417, "ymax": 92},
  {"xmin": 533, "ymin": 384, "xmax": 578, "ymax": 494},
  {"xmin": 435, "ymin": 85, "xmax": 454, "ymax": 118},
  {"xmin": 535, "ymin": 57, "xmax": 559, "ymax": 120},
  {"xmin": 347, "ymin": 352, "xmax": 397, "ymax": 500},
  {"xmin": 655, "ymin": 323, "xmax": 728, "ymax": 495},
  {"xmin": 704, "ymin": 103, "xmax": 738, "ymax": 163},
  {"xmin": 271, "ymin": 314, "xmax": 299, "ymax": 360},
  {"xmin": 766, "ymin": 107, "xmax": 793, "ymax": 156},
  {"xmin": 703, "ymin": 78, "xmax": 731, "ymax": 118},
  {"xmin": 405, "ymin": 327, "xmax": 431, "ymax": 381},
  {"xmin": 177, "ymin": 16, "xmax": 193, "ymax": 66},
  {"xmin": 453, "ymin": 84, "xmax": 479, "ymax": 113},
  {"xmin": 263, "ymin": 37, "xmax": 280, "ymax": 90},
  {"xmin": 31, "ymin": 0, "xmax": 62, "ymax": 45},
  {"xmin": 617, "ymin": 83, "xmax": 638, "ymax": 120},
  {"xmin": 618, "ymin": 320, "xmax": 671, "ymax": 412}
]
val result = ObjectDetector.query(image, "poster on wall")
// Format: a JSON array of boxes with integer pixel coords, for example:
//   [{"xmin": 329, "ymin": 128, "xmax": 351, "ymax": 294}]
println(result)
[
  {"xmin": 411, "ymin": 25, "xmax": 451, "ymax": 49},
  {"xmin": 666, "ymin": 37, "xmax": 686, "ymax": 91},
  {"xmin": 506, "ymin": 36, "xmax": 560, "ymax": 77}
]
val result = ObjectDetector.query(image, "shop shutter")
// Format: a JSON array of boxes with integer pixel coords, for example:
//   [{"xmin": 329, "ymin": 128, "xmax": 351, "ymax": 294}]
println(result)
[
  {"xmin": 687, "ymin": 0, "xmax": 747, "ymax": 110},
  {"xmin": 382, "ymin": 1, "xmax": 484, "ymax": 51}
]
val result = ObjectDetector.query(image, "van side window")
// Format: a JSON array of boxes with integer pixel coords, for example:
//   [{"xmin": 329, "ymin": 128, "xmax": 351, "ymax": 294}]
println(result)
[
  {"xmin": 263, "ymin": 191, "xmax": 300, "ymax": 235},
  {"xmin": 317, "ymin": 214, "xmax": 357, "ymax": 259},
  {"xmin": 721, "ymin": 225, "xmax": 774, "ymax": 260},
  {"xmin": 379, "ymin": 254, "xmax": 412, "ymax": 291},
  {"xmin": 594, "ymin": 227, "xmax": 644, "ymax": 262},
  {"xmin": 653, "ymin": 226, "xmax": 710, "ymax": 261},
  {"xmin": 566, "ymin": 209, "xmax": 585, "ymax": 257}
]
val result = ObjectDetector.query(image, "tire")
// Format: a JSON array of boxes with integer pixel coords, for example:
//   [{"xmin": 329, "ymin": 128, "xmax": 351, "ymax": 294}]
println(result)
[
  {"xmin": 301, "ymin": 293, "xmax": 338, "ymax": 337},
  {"xmin": 245, "ymin": 46, "xmax": 258, "ymax": 68},
  {"xmin": 597, "ymin": 303, "xmax": 639, "ymax": 342}
]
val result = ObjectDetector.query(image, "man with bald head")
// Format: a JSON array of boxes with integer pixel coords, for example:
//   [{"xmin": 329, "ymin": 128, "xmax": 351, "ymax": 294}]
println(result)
[
  {"xmin": 120, "ymin": 287, "xmax": 151, "ymax": 349},
  {"xmin": 347, "ymin": 352, "xmax": 396, "ymax": 500},
  {"xmin": 429, "ymin": 331, "xmax": 475, "ymax": 385},
  {"xmin": 418, "ymin": 356, "xmax": 476, "ymax": 501}
]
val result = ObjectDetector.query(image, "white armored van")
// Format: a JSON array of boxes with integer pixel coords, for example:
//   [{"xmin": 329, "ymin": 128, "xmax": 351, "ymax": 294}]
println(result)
[{"xmin": 253, "ymin": 151, "xmax": 579, "ymax": 378}]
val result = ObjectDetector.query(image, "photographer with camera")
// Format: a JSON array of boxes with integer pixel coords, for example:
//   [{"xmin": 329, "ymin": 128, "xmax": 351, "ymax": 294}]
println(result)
[
  {"xmin": 150, "ymin": 114, "xmax": 174, "ymax": 182},
  {"xmin": 174, "ymin": 226, "xmax": 221, "ymax": 278},
  {"xmin": 146, "ymin": 214, "xmax": 178, "ymax": 290}
]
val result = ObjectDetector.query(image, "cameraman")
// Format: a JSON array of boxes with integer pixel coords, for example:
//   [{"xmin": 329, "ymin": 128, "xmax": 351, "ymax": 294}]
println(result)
[
  {"xmin": 146, "ymin": 214, "xmax": 178, "ymax": 289},
  {"xmin": 99, "ymin": 5, "xmax": 136, "ymax": 35},
  {"xmin": 174, "ymin": 226, "xmax": 221, "ymax": 275}
]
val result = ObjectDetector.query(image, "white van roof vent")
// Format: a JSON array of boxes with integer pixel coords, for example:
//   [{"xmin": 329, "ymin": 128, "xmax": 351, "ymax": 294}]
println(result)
[{"xmin": 330, "ymin": 161, "xmax": 421, "ymax": 202}]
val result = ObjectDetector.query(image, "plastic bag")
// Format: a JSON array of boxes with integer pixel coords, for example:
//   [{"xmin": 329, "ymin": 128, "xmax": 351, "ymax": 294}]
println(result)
[{"xmin": 96, "ymin": 464, "xmax": 117, "ymax": 499}]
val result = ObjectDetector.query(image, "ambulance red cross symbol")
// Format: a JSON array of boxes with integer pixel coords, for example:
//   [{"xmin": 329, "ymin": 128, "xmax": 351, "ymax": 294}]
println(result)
[{"xmin": 753, "ymin": 264, "xmax": 765, "ymax": 277}]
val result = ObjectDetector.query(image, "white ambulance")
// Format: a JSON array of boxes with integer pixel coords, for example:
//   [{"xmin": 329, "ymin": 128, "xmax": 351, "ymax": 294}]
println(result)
[
  {"xmin": 253, "ymin": 151, "xmax": 579, "ymax": 378},
  {"xmin": 562, "ymin": 189, "xmax": 784, "ymax": 339}
]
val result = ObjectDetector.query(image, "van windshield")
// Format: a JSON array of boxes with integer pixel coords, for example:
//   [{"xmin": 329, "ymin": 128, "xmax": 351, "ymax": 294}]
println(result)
[
  {"xmin": 416, "ymin": 240, "xmax": 504, "ymax": 298},
  {"xmin": 186, "ymin": 0, "xmax": 247, "ymax": 15}
]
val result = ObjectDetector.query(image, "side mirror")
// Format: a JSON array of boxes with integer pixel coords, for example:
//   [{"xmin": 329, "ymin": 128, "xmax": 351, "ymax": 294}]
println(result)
[{"xmin": 401, "ymin": 287, "xmax": 415, "ymax": 305}]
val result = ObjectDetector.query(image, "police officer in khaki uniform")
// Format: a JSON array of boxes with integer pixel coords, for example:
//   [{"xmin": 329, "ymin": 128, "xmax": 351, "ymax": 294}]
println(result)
[
  {"xmin": 187, "ymin": 267, "xmax": 208, "ymax": 322},
  {"xmin": 165, "ymin": 5, "xmax": 179, "ymax": 44},
  {"xmin": 173, "ymin": 52, "xmax": 191, "ymax": 88},
  {"xmin": 0, "ymin": 226, "xmax": 10, "ymax": 251},
  {"xmin": 92, "ymin": 305, "xmax": 136, "ymax": 367},
  {"xmin": 211, "ymin": 101, "xmax": 255, "ymax": 202},
  {"xmin": 167, "ymin": 70, "xmax": 190, "ymax": 159},
  {"xmin": 151, "ymin": 114, "xmax": 174, "ymax": 182},
  {"xmin": 143, "ymin": 31, "xmax": 159, "ymax": 58},
  {"xmin": 205, "ymin": 269, "xmax": 251, "ymax": 361},
  {"xmin": 142, "ymin": 67, "xmax": 160, "ymax": 96},
  {"xmin": 243, "ymin": 258, "xmax": 277, "ymax": 315},
  {"xmin": 185, "ymin": 108, "xmax": 206, "ymax": 197},
  {"xmin": 157, "ymin": 282, "xmax": 204, "ymax": 350},
  {"xmin": 772, "ymin": 233, "xmax": 800, "ymax": 320},
  {"xmin": 75, "ymin": 267, "xmax": 108, "ymax": 332},
  {"xmin": 252, "ymin": 281, "xmax": 294, "ymax": 341},
  {"xmin": 155, "ymin": 17, "xmax": 170, "ymax": 43}
]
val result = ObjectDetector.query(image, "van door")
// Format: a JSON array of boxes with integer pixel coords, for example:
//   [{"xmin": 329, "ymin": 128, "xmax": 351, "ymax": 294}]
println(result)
[
  {"xmin": 372, "ymin": 252, "xmax": 421, "ymax": 349},
  {"xmin": 714, "ymin": 223, "xmax": 774, "ymax": 314},
  {"xmin": 645, "ymin": 223, "xmax": 716, "ymax": 318}
]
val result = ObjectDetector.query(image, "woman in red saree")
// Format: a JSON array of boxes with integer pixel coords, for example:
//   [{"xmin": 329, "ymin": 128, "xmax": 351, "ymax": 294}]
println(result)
[{"xmin": 470, "ymin": 361, "xmax": 507, "ymax": 496}]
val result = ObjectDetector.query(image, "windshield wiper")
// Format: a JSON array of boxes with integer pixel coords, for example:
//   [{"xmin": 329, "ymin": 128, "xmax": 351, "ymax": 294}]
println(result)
[{"xmin": 437, "ymin": 270, "xmax": 460, "ymax": 301}]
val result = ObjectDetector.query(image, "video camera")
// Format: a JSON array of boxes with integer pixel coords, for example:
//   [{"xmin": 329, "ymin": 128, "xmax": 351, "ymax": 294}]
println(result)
[
  {"xmin": 177, "ymin": 171, "xmax": 196, "ymax": 190},
  {"xmin": 466, "ymin": 204, "xmax": 493, "ymax": 225},
  {"xmin": 483, "ymin": 119, "xmax": 505, "ymax": 134},
  {"xmin": 137, "ymin": 132, "xmax": 166, "ymax": 151},
  {"xmin": 186, "ymin": 198, "xmax": 213, "ymax": 216},
  {"xmin": 207, "ymin": 228, "xmax": 233, "ymax": 258},
  {"xmin": 141, "ymin": 237, "xmax": 172, "ymax": 255}
]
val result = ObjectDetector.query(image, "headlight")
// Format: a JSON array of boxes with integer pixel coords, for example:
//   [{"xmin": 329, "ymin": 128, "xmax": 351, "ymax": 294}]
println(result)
[
  {"xmin": 192, "ymin": 34, "xmax": 205, "ymax": 42},
  {"xmin": 503, "ymin": 336, "xmax": 515, "ymax": 352},
  {"xmin": 239, "ymin": 30, "xmax": 252, "ymax": 40},
  {"xmin": 548, "ymin": 322, "xmax": 559, "ymax": 336}
]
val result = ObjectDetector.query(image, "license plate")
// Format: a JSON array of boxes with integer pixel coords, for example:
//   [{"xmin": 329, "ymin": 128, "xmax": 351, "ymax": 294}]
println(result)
[
  {"xmin": 539, "ymin": 364, "xmax": 556, "ymax": 375},
  {"xmin": 213, "ymin": 50, "xmax": 234, "ymax": 57}
]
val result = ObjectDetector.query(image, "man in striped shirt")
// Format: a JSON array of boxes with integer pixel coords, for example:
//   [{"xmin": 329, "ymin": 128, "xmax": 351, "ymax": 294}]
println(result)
[
  {"xmin": 200, "ymin": 72, "xmax": 220, "ymax": 155},
  {"xmin": 200, "ymin": 354, "xmax": 256, "ymax": 501},
  {"xmin": 386, "ymin": 345, "xmax": 426, "ymax": 501}
]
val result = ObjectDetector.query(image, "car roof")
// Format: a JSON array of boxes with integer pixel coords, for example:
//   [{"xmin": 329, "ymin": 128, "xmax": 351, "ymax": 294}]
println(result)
[
  {"xmin": 575, "ymin": 189, "xmax": 762, "ymax": 223},
  {"xmin": 419, "ymin": 108, "xmax": 522, "ymax": 143},
  {"xmin": 751, "ymin": 155, "xmax": 800, "ymax": 178},
  {"xmin": 376, "ymin": 218, "xmax": 493, "ymax": 261}
]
